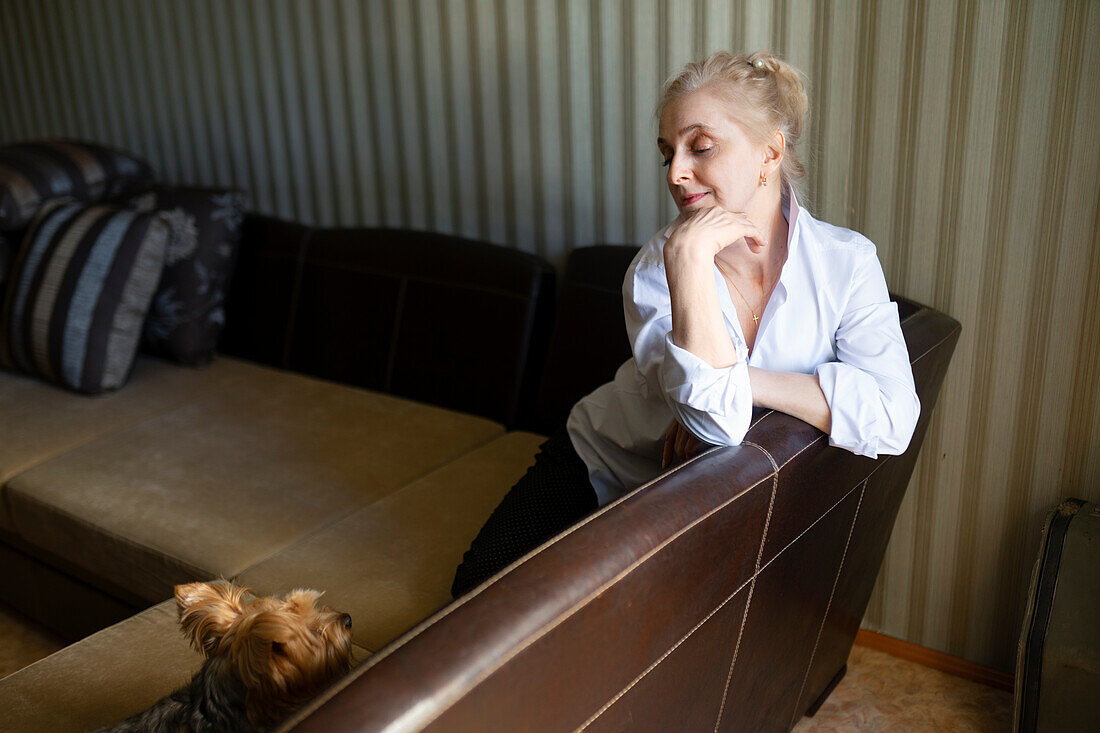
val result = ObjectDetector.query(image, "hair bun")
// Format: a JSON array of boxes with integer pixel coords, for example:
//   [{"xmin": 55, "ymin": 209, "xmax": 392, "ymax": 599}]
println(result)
[{"xmin": 748, "ymin": 52, "xmax": 780, "ymax": 75}]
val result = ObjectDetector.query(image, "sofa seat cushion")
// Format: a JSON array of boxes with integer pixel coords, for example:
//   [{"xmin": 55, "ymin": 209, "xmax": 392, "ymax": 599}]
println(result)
[
  {"xmin": 238, "ymin": 431, "xmax": 547, "ymax": 652},
  {"xmin": 0, "ymin": 354, "xmax": 256, "ymax": 487},
  {"xmin": 3, "ymin": 359, "xmax": 504, "ymax": 604},
  {"xmin": 0, "ymin": 599, "xmax": 371, "ymax": 733}
]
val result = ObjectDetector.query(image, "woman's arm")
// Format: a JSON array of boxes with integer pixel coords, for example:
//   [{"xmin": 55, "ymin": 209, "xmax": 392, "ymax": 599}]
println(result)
[
  {"xmin": 663, "ymin": 370, "xmax": 830, "ymax": 467},
  {"xmin": 748, "ymin": 368, "xmax": 831, "ymax": 433},
  {"xmin": 662, "ymin": 207, "xmax": 766, "ymax": 368},
  {"xmin": 813, "ymin": 249, "xmax": 919, "ymax": 457},
  {"xmin": 640, "ymin": 208, "xmax": 771, "ymax": 448},
  {"xmin": 664, "ymin": 235, "xmax": 739, "ymax": 369}
]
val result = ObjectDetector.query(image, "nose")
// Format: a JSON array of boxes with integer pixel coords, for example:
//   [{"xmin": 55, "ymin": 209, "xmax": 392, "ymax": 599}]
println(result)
[
  {"xmin": 667, "ymin": 153, "xmax": 691, "ymax": 187},
  {"xmin": 342, "ymin": 613, "xmax": 352, "ymax": 629}
]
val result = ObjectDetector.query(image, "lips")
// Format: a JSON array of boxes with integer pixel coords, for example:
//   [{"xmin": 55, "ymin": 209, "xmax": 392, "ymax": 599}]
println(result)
[{"xmin": 681, "ymin": 192, "xmax": 708, "ymax": 206}]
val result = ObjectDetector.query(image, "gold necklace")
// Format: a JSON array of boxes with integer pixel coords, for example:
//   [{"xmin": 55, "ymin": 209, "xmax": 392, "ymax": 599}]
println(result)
[{"xmin": 727, "ymin": 279, "xmax": 763, "ymax": 325}]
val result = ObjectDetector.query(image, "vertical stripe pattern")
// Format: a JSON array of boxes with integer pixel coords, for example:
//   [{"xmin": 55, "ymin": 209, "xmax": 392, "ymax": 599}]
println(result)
[
  {"xmin": 0, "ymin": 203, "xmax": 167, "ymax": 393},
  {"xmin": 0, "ymin": 0, "xmax": 1097, "ymax": 673}
]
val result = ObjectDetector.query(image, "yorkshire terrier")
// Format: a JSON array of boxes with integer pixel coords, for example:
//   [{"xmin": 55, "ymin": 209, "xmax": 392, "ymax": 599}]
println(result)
[{"xmin": 98, "ymin": 579, "xmax": 354, "ymax": 732}]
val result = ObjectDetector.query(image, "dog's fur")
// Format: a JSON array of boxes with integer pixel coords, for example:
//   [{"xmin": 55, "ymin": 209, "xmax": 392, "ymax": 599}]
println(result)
[{"xmin": 97, "ymin": 580, "xmax": 354, "ymax": 732}]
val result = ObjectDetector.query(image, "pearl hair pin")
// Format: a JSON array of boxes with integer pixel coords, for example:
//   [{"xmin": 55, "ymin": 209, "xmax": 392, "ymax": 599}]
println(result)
[{"xmin": 752, "ymin": 57, "xmax": 766, "ymax": 70}]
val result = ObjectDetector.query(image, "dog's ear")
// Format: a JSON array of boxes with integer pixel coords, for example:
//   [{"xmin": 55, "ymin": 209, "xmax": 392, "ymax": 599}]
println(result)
[
  {"xmin": 232, "ymin": 609, "xmax": 301, "ymax": 692},
  {"xmin": 282, "ymin": 588, "xmax": 323, "ymax": 614},
  {"xmin": 175, "ymin": 580, "xmax": 249, "ymax": 657}
]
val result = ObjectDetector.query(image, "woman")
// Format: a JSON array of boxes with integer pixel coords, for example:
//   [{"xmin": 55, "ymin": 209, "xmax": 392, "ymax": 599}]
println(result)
[{"xmin": 452, "ymin": 50, "xmax": 919, "ymax": 598}]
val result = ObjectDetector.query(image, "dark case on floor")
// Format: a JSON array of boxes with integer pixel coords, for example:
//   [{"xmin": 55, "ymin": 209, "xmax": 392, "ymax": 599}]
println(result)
[{"xmin": 1014, "ymin": 498, "xmax": 1100, "ymax": 733}]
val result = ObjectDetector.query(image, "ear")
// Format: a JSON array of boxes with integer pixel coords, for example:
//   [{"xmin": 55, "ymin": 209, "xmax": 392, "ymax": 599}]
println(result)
[
  {"xmin": 232, "ymin": 609, "xmax": 300, "ymax": 692},
  {"xmin": 175, "ymin": 579, "xmax": 249, "ymax": 657},
  {"xmin": 763, "ymin": 129, "xmax": 785, "ymax": 176},
  {"xmin": 282, "ymin": 588, "xmax": 323, "ymax": 613}
]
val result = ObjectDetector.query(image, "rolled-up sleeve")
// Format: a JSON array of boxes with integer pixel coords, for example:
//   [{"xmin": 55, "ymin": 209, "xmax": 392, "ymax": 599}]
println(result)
[
  {"xmin": 626, "ymin": 258, "xmax": 754, "ymax": 447},
  {"xmin": 815, "ymin": 250, "xmax": 920, "ymax": 458},
  {"xmin": 661, "ymin": 333, "xmax": 754, "ymax": 445}
]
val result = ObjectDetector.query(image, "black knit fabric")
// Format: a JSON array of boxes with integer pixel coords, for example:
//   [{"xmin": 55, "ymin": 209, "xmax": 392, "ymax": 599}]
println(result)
[{"xmin": 451, "ymin": 430, "xmax": 598, "ymax": 598}]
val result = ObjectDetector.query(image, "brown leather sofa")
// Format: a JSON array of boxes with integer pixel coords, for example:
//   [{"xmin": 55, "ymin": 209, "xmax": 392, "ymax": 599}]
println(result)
[{"xmin": 0, "ymin": 220, "xmax": 960, "ymax": 732}]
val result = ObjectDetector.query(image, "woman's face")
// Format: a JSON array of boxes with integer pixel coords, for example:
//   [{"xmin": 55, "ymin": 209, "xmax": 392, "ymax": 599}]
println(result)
[{"xmin": 657, "ymin": 87, "xmax": 764, "ymax": 217}]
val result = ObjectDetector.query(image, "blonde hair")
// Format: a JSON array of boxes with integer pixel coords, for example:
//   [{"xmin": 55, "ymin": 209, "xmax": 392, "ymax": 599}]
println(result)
[{"xmin": 659, "ymin": 50, "xmax": 810, "ymax": 203}]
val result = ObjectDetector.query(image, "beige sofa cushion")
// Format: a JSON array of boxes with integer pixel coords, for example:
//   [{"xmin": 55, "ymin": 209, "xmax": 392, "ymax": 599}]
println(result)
[
  {"xmin": 3, "ymin": 360, "xmax": 503, "ymax": 604},
  {"xmin": 0, "ymin": 355, "xmax": 256, "ymax": 487},
  {"xmin": 0, "ymin": 599, "xmax": 370, "ymax": 733},
  {"xmin": 239, "ymin": 431, "xmax": 547, "ymax": 652},
  {"xmin": 0, "ymin": 601, "xmax": 197, "ymax": 732}
]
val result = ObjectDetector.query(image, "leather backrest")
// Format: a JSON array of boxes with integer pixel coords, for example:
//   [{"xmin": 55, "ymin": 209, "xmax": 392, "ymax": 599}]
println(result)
[
  {"xmin": 220, "ymin": 216, "xmax": 556, "ymax": 427},
  {"xmin": 286, "ymin": 302, "xmax": 961, "ymax": 732},
  {"xmin": 528, "ymin": 245, "xmax": 637, "ymax": 435}
]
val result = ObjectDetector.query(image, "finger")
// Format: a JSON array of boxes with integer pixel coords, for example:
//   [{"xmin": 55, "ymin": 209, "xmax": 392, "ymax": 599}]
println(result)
[
  {"xmin": 745, "ymin": 227, "xmax": 770, "ymax": 253},
  {"xmin": 686, "ymin": 436, "xmax": 701, "ymax": 459},
  {"xmin": 676, "ymin": 425, "xmax": 690, "ymax": 460},
  {"xmin": 724, "ymin": 214, "xmax": 768, "ymax": 252}
]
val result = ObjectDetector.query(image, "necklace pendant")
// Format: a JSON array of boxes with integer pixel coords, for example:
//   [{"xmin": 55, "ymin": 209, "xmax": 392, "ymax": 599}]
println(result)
[{"xmin": 752, "ymin": 313, "xmax": 759, "ymax": 324}]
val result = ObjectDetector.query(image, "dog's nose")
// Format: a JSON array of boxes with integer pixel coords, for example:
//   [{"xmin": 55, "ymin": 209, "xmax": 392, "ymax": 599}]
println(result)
[{"xmin": 342, "ymin": 613, "xmax": 352, "ymax": 629}]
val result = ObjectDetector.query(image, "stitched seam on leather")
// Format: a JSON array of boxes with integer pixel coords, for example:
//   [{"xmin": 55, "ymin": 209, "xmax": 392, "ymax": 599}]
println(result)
[
  {"xmin": 445, "ymin": 443, "xmax": 727, "ymax": 607},
  {"xmin": 778, "ymin": 433, "xmax": 827, "ymax": 471},
  {"xmin": 750, "ymin": 409, "xmax": 775, "ymax": 428},
  {"xmin": 909, "ymin": 323, "xmax": 961, "ymax": 366},
  {"xmin": 756, "ymin": 459, "xmax": 888, "ymax": 579},
  {"xmin": 580, "ymin": 458, "xmax": 884, "ymax": 732},
  {"xmin": 320, "ymin": 445, "xmax": 741, "ymax": 719},
  {"xmin": 408, "ymin": 469, "xmax": 777, "ymax": 732},
  {"xmin": 713, "ymin": 441, "xmax": 779, "ymax": 732},
  {"xmin": 578, "ymin": 450, "xmax": 879, "ymax": 730},
  {"xmin": 575, "ymin": 573, "xmax": 757, "ymax": 731},
  {"xmin": 787, "ymin": 477, "xmax": 868, "ymax": 729}
]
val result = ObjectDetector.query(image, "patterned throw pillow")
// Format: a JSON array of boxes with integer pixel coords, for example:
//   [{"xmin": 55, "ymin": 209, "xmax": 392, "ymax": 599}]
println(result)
[
  {"xmin": 0, "ymin": 200, "xmax": 168, "ymax": 394},
  {"xmin": 122, "ymin": 185, "xmax": 248, "ymax": 365},
  {"xmin": 0, "ymin": 140, "xmax": 155, "ymax": 231}
]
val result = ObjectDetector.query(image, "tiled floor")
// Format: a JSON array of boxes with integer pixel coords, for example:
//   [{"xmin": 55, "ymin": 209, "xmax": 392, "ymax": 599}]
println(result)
[{"xmin": 1, "ymin": 602, "xmax": 1012, "ymax": 730}]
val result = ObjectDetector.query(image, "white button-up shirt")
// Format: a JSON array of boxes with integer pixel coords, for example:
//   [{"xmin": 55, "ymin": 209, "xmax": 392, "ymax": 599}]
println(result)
[{"xmin": 567, "ymin": 193, "xmax": 920, "ymax": 506}]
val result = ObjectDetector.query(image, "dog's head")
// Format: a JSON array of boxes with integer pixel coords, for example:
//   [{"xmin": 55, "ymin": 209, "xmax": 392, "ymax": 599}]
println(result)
[{"xmin": 175, "ymin": 580, "xmax": 354, "ymax": 725}]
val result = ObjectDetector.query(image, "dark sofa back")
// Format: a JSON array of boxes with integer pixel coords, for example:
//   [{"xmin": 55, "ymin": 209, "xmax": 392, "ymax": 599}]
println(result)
[
  {"xmin": 220, "ymin": 215, "xmax": 556, "ymax": 427},
  {"xmin": 528, "ymin": 245, "xmax": 637, "ymax": 435}
]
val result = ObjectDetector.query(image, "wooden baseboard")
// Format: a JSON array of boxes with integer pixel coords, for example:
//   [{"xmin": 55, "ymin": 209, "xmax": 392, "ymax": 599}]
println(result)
[{"xmin": 854, "ymin": 629, "xmax": 1015, "ymax": 692}]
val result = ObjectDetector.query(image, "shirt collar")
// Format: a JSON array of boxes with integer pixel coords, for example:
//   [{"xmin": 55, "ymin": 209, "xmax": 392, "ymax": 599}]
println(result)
[{"xmin": 770, "ymin": 184, "xmax": 805, "ymax": 305}]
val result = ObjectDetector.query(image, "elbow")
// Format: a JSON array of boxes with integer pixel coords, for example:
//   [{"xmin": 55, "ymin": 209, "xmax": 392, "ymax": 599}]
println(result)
[
  {"xmin": 876, "ymin": 388, "xmax": 921, "ymax": 456},
  {"xmin": 674, "ymin": 403, "xmax": 751, "ymax": 448}
]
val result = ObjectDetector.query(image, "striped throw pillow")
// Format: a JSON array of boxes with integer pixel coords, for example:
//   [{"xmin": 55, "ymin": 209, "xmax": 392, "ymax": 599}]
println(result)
[
  {"xmin": 0, "ymin": 200, "xmax": 168, "ymax": 394},
  {"xmin": 0, "ymin": 140, "xmax": 154, "ymax": 231}
]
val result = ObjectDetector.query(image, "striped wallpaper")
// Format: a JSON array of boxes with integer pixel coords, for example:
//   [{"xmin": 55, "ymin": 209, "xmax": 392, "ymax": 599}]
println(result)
[{"xmin": 1, "ymin": 0, "xmax": 1098, "ymax": 674}]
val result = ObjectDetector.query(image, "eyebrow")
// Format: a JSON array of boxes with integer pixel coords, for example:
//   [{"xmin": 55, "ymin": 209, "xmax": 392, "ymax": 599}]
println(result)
[{"xmin": 656, "ymin": 123, "xmax": 712, "ymax": 146}]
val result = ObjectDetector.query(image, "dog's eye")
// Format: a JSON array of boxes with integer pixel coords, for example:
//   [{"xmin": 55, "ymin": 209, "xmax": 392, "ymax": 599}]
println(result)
[{"xmin": 342, "ymin": 613, "xmax": 352, "ymax": 629}]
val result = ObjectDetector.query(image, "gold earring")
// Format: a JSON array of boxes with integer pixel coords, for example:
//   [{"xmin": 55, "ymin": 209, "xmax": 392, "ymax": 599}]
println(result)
[{"xmin": 760, "ymin": 170, "xmax": 767, "ymax": 186}]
